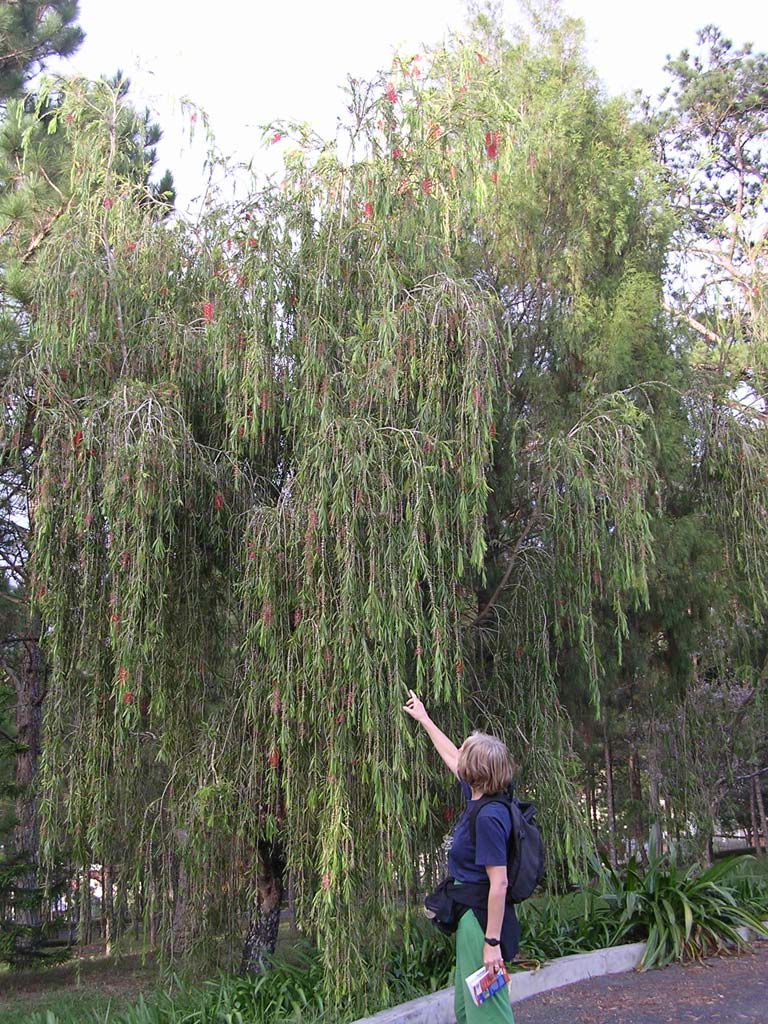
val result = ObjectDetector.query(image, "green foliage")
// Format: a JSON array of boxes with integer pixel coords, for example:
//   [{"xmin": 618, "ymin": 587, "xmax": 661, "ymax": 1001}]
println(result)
[
  {"xmin": 0, "ymin": 1, "xmax": 84, "ymax": 101},
  {"xmin": 4, "ymin": 3, "xmax": 767, "ymax": 1013},
  {"xmin": 6, "ymin": 11, "xmax": 673, "ymax": 1006},
  {"xmin": 518, "ymin": 889, "xmax": 616, "ymax": 961},
  {"xmin": 597, "ymin": 851, "xmax": 768, "ymax": 970},
  {"xmin": 383, "ymin": 917, "xmax": 454, "ymax": 1001},
  {"xmin": 0, "ymin": 850, "xmax": 70, "ymax": 968}
]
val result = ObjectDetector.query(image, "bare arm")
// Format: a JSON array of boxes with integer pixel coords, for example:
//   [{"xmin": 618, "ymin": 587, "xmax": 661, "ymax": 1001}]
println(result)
[
  {"xmin": 402, "ymin": 690, "xmax": 460, "ymax": 776},
  {"xmin": 483, "ymin": 864, "xmax": 508, "ymax": 973}
]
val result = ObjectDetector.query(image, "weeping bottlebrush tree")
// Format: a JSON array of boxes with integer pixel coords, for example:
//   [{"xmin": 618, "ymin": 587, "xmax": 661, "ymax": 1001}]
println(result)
[{"xmin": 4, "ymin": 11, "xmax": 672, "ymax": 1010}]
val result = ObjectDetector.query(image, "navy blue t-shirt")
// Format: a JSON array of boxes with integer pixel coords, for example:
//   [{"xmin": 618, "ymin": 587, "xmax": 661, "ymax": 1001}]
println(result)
[{"xmin": 447, "ymin": 778, "xmax": 511, "ymax": 883}]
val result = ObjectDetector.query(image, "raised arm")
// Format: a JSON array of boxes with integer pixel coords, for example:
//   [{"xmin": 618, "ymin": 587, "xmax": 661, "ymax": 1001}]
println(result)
[{"xmin": 402, "ymin": 690, "xmax": 461, "ymax": 777}]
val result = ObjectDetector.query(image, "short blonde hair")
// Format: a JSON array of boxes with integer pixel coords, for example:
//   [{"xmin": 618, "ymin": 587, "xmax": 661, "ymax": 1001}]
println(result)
[{"xmin": 458, "ymin": 732, "xmax": 513, "ymax": 795}]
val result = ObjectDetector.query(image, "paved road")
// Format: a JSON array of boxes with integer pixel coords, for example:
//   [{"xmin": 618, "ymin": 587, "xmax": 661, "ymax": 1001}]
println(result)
[{"xmin": 513, "ymin": 943, "xmax": 768, "ymax": 1024}]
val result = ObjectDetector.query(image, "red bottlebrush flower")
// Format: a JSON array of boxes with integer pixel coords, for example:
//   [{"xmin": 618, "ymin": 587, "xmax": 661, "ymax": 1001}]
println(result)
[
  {"xmin": 260, "ymin": 389, "xmax": 269, "ymax": 411},
  {"xmin": 323, "ymin": 646, "xmax": 332, "ymax": 664},
  {"xmin": 472, "ymin": 385, "xmax": 482, "ymax": 407},
  {"xmin": 428, "ymin": 121, "xmax": 442, "ymax": 140},
  {"xmin": 364, "ymin": 201, "xmax": 374, "ymax": 221},
  {"xmin": 414, "ymin": 645, "xmax": 423, "ymax": 657},
  {"xmin": 385, "ymin": 82, "xmax": 397, "ymax": 103},
  {"xmin": 247, "ymin": 550, "xmax": 256, "ymax": 560},
  {"xmin": 237, "ymin": 424, "xmax": 245, "ymax": 439},
  {"xmin": 125, "ymin": 242, "xmax": 137, "ymax": 253},
  {"xmin": 271, "ymin": 132, "xmax": 283, "ymax": 144},
  {"xmin": 261, "ymin": 602, "xmax": 273, "ymax": 628},
  {"xmin": 213, "ymin": 493, "xmax": 225, "ymax": 510},
  {"xmin": 190, "ymin": 111, "xmax": 198, "ymax": 124},
  {"xmin": 110, "ymin": 613, "xmax": 120, "ymax": 624},
  {"xmin": 268, "ymin": 748, "xmax": 279, "ymax": 768},
  {"xmin": 412, "ymin": 65, "xmax": 421, "ymax": 78},
  {"xmin": 476, "ymin": 51, "xmax": 487, "ymax": 64},
  {"xmin": 421, "ymin": 176, "xmax": 432, "ymax": 195},
  {"xmin": 442, "ymin": 806, "xmax": 454, "ymax": 823},
  {"xmin": 449, "ymin": 164, "xmax": 457, "ymax": 180},
  {"xmin": 122, "ymin": 691, "xmax": 134, "ymax": 706},
  {"xmin": 455, "ymin": 659, "xmax": 464, "ymax": 675},
  {"xmin": 102, "ymin": 197, "xmax": 113, "ymax": 210},
  {"xmin": 118, "ymin": 550, "xmax": 131, "ymax": 569},
  {"xmin": 515, "ymin": 644, "xmax": 523, "ymax": 659},
  {"xmin": 73, "ymin": 430, "xmax": 83, "ymax": 448},
  {"xmin": 484, "ymin": 131, "xmax": 499, "ymax": 160},
  {"xmin": 321, "ymin": 872, "xmax": 331, "ymax": 891},
  {"xmin": 272, "ymin": 686, "xmax": 281, "ymax": 715},
  {"xmin": 118, "ymin": 666, "xmax": 129, "ymax": 683},
  {"xmin": 58, "ymin": 369, "xmax": 68, "ymax": 382},
  {"xmin": 64, "ymin": 112, "xmax": 74, "ymax": 125},
  {"xmin": 203, "ymin": 301, "xmax": 214, "ymax": 324},
  {"xmin": 392, "ymin": 147, "xmax": 402, "ymax": 159},
  {"xmin": 490, "ymin": 170, "xmax": 498, "ymax": 184},
  {"xmin": 489, "ymin": 422, "xmax": 497, "ymax": 439},
  {"xmin": 248, "ymin": 238, "xmax": 257, "ymax": 248}
]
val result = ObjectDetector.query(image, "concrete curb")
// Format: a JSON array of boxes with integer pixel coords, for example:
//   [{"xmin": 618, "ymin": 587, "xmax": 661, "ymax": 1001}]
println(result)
[{"xmin": 351, "ymin": 920, "xmax": 768, "ymax": 1024}]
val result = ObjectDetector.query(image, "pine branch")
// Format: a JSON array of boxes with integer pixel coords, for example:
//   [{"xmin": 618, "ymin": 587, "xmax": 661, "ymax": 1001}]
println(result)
[{"xmin": 20, "ymin": 196, "xmax": 74, "ymax": 264}]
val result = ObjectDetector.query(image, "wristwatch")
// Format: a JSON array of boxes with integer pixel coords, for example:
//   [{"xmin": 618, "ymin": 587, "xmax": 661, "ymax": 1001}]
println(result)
[{"xmin": 484, "ymin": 936, "xmax": 500, "ymax": 946}]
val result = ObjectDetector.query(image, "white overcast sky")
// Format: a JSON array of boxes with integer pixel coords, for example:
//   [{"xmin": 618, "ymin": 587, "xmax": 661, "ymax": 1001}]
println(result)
[{"xmin": 62, "ymin": 0, "xmax": 767, "ymax": 209}]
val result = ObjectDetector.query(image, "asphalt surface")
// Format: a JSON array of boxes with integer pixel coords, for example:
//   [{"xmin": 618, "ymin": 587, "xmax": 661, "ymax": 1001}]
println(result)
[{"xmin": 512, "ymin": 942, "xmax": 768, "ymax": 1024}]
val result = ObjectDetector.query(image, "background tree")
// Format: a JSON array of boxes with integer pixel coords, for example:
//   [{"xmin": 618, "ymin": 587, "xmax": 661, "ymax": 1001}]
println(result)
[{"xmin": 0, "ymin": 1, "xmax": 83, "ymax": 102}]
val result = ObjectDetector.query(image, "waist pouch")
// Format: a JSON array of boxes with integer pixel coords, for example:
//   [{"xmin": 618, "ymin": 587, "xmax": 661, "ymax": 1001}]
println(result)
[{"xmin": 424, "ymin": 877, "xmax": 464, "ymax": 935}]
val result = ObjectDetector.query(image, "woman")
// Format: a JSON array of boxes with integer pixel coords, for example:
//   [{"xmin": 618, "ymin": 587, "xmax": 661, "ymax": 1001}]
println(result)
[{"xmin": 403, "ymin": 689, "xmax": 517, "ymax": 1024}]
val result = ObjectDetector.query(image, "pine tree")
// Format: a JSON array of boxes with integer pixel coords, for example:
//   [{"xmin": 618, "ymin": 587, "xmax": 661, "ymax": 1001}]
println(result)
[{"xmin": 0, "ymin": 1, "xmax": 83, "ymax": 101}]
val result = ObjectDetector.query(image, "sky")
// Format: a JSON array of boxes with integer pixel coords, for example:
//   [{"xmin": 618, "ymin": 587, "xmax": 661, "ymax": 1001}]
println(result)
[{"xmin": 61, "ymin": 0, "xmax": 768, "ymax": 209}]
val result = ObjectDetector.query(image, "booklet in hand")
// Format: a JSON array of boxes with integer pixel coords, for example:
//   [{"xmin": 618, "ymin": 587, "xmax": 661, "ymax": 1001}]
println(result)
[{"xmin": 465, "ymin": 964, "xmax": 510, "ymax": 1007}]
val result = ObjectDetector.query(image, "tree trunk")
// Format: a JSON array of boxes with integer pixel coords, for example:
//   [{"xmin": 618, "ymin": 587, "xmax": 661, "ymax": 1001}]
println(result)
[
  {"xmin": 647, "ymin": 736, "xmax": 662, "ymax": 860},
  {"xmin": 602, "ymin": 719, "xmax": 617, "ymax": 867},
  {"xmin": 585, "ymin": 757, "xmax": 596, "ymax": 836},
  {"xmin": 628, "ymin": 744, "xmax": 646, "ymax": 863},
  {"xmin": 103, "ymin": 864, "xmax": 114, "ymax": 951},
  {"xmin": 754, "ymin": 774, "xmax": 768, "ymax": 857},
  {"xmin": 12, "ymin": 629, "xmax": 45, "ymax": 929},
  {"xmin": 240, "ymin": 841, "xmax": 285, "ymax": 976},
  {"xmin": 750, "ymin": 779, "xmax": 763, "ymax": 857}
]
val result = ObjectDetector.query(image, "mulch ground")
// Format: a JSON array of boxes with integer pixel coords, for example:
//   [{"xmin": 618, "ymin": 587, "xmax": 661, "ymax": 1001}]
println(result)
[{"xmin": 513, "ymin": 942, "xmax": 768, "ymax": 1024}]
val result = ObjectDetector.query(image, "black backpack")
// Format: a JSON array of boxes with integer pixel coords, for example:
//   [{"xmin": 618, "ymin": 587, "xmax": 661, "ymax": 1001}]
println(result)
[{"xmin": 468, "ymin": 788, "xmax": 545, "ymax": 903}]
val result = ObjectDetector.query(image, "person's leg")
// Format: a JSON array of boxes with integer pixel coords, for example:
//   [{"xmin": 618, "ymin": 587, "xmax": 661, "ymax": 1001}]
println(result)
[{"xmin": 454, "ymin": 911, "xmax": 515, "ymax": 1024}]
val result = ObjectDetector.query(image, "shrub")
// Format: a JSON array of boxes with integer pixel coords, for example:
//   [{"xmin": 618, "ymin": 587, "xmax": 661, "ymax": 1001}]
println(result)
[
  {"xmin": 597, "ymin": 850, "xmax": 768, "ymax": 970},
  {"xmin": 517, "ymin": 889, "xmax": 617, "ymax": 961}
]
